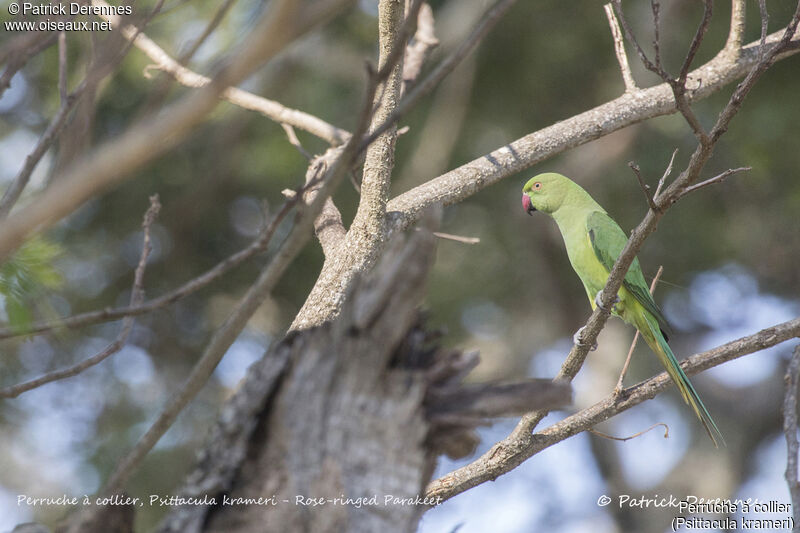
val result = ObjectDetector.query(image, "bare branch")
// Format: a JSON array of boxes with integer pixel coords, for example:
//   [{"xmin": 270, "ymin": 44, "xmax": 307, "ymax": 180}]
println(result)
[
  {"xmin": 784, "ymin": 345, "xmax": 800, "ymax": 526},
  {"xmin": 303, "ymin": 147, "xmax": 348, "ymax": 257},
  {"xmin": 0, "ymin": 0, "xmax": 358, "ymax": 264},
  {"xmin": 628, "ymin": 161, "xmax": 658, "ymax": 211},
  {"xmin": 651, "ymin": 0, "xmax": 662, "ymax": 70},
  {"xmin": 724, "ymin": 0, "xmax": 746, "ymax": 58},
  {"xmin": 680, "ymin": 166, "xmax": 750, "ymax": 196},
  {"xmin": 604, "ymin": 3, "xmax": 637, "ymax": 92},
  {"xmin": 0, "ymin": 31, "xmax": 59, "ymax": 99},
  {"xmin": 98, "ymin": 1, "xmax": 351, "ymax": 146},
  {"xmin": 58, "ymin": 32, "xmax": 67, "ymax": 103},
  {"xmin": 350, "ymin": 0, "xmax": 408, "ymax": 243},
  {"xmin": 758, "ymin": 0, "xmax": 769, "ymax": 60},
  {"xmin": 360, "ymin": 0, "xmax": 519, "ymax": 152},
  {"xmin": 423, "ymin": 6, "xmax": 800, "ymax": 499},
  {"xmin": 612, "ymin": 0, "xmax": 711, "ymax": 144},
  {"xmin": 178, "ymin": 0, "xmax": 237, "ymax": 64},
  {"xmin": 589, "ymin": 422, "xmax": 668, "ymax": 442},
  {"xmin": 280, "ymin": 123, "xmax": 313, "ymax": 160},
  {"xmin": 386, "ymin": 29, "xmax": 800, "ymax": 231},
  {"xmin": 0, "ymin": 79, "xmax": 87, "ymax": 220},
  {"xmin": 0, "ymin": 196, "xmax": 160, "ymax": 399},
  {"xmin": 431, "ymin": 231, "xmax": 480, "ymax": 245},
  {"xmin": 654, "ymin": 148, "xmax": 678, "ymax": 198},
  {"xmin": 426, "ymin": 316, "xmax": 800, "ymax": 502},
  {"xmin": 678, "ymin": 0, "xmax": 713, "ymax": 85}
]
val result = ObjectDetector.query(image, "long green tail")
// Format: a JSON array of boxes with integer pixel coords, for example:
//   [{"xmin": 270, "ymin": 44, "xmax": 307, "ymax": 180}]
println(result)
[{"xmin": 639, "ymin": 312, "xmax": 725, "ymax": 447}]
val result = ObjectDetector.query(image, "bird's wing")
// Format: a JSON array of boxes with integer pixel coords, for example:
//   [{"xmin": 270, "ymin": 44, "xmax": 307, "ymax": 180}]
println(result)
[{"xmin": 586, "ymin": 210, "xmax": 672, "ymax": 336}]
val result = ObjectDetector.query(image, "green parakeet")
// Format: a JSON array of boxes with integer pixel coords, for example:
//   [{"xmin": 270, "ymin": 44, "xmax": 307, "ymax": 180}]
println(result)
[{"xmin": 521, "ymin": 172, "xmax": 723, "ymax": 447}]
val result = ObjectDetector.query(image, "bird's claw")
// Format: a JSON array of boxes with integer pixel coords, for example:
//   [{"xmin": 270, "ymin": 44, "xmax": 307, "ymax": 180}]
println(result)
[
  {"xmin": 595, "ymin": 290, "xmax": 620, "ymax": 313},
  {"xmin": 573, "ymin": 326, "xmax": 598, "ymax": 351}
]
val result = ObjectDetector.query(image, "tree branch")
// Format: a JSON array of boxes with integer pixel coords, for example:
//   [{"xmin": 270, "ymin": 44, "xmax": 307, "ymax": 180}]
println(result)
[
  {"xmin": 0, "ymin": 0, "xmax": 357, "ymax": 264},
  {"xmin": 604, "ymin": 3, "xmax": 637, "ymax": 92},
  {"xmin": 360, "ymin": 0, "xmax": 518, "ymax": 152},
  {"xmin": 785, "ymin": 345, "xmax": 800, "ymax": 527},
  {"xmin": 724, "ymin": 0, "xmax": 747, "ymax": 59},
  {"xmin": 95, "ymin": 0, "xmax": 351, "ymax": 145},
  {"xmin": 422, "ymin": 4, "xmax": 800, "ymax": 500},
  {"xmin": 0, "ymin": 196, "xmax": 160, "ymax": 399},
  {"xmin": 98, "ymin": 60, "xmax": 380, "ymax": 500},
  {"xmin": 427, "ymin": 316, "xmax": 800, "ymax": 502},
  {"xmin": 386, "ymin": 28, "xmax": 800, "ymax": 231}
]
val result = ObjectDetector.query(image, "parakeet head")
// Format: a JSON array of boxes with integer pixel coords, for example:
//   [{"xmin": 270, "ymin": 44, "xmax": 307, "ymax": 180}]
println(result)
[{"xmin": 521, "ymin": 172, "xmax": 574, "ymax": 215}]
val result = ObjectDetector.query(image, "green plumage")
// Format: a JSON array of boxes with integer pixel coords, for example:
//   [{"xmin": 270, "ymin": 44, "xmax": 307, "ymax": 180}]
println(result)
[{"xmin": 522, "ymin": 172, "xmax": 723, "ymax": 447}]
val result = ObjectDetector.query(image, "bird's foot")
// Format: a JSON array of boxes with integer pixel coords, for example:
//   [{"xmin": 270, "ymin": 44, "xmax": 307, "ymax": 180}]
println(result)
[
  {"xmin": 595, "ymin": 290, "xmax": 620, "ymax": 313},
  {"xmin": 573, "ymin": 326, "xmax": 598, "ymax": 351}
]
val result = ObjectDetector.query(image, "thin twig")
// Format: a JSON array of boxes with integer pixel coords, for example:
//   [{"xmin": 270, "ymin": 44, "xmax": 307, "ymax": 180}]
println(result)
[
  {"xmin": 0, "ymin": 79, "xmax": 88, "ymax": 220},
  {"xmin": 628, "ymin": 162, "xmax": 658, "ymax": 211},
  {"xmin": 589, "ymin": 422, "xmax": 668, "ymax": 442},
  {"xmin": 604, "ymin": 3, "xmax": 637, "ymax": 92},
  {"xmin": 613, "ymin": 0, "xmax": 711, "ymax": 144},
  {"xmin": 58, "ymin": 32, "xmax": 68, "ymax": 103},
  {"xmin": 0, "ymin": 0, "xmax": 356, "ymax": 264},
  {"xmin": 677, "ymin": 0, "xmax": 713, "ymax": 85},
  {"xmin": 614, "ymin": 265, "xmax": 663, "ymax": 394},
  {"xmin": 0, "ymin": 196, "xmax": 160, "ymax": 399},
  {"xmin": 758, "ymin": 0, "xmax": 769, "ymax": 61},
  {"xmin": 0, "ymin": 31, "xmax": 59, "ymax": 99},
  {"xmin": 680, "ymin": 166, "xmax": 750, "ymax": 196},
  {"xmin": 654, "ymin": 148, "xmax": 678, "ymax": 198},
  {"xmin": 178, "ymin": 0, "xmax": 237, "ymax": 64},
  {"xmin": 360, "ymin": 0, "xmax": 519, "ymax": 153},
  {"xmin": 784, "ymin": 345, "xmax": 800, "ymax": 527},
  {"xmin": 724, "ymin": 0, "xmax": 746, "ymax": 58}
]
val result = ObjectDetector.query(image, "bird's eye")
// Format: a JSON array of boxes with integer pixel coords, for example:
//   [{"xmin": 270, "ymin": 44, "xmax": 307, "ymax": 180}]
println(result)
[{"xmin": 533, "ymin": 182, "xmax": 542, "ymax": 190}]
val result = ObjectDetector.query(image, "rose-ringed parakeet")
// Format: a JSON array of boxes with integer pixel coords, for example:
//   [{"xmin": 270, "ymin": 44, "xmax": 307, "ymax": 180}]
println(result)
[{"xmin": 521, "ymin": 172, "xmax": 723, "ymax": 447}]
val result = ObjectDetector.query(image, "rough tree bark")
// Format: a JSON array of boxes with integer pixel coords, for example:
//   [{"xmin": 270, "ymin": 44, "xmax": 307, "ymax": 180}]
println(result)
[{"xmin": 142, "ymin": 218, "xmax": 571, "ymax": 533}]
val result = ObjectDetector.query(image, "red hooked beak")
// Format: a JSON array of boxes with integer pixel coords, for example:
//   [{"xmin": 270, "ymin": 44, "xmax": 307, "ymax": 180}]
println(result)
[{"xmin": 522, "ymin": 194, "xmax": 536, "ymax": 215}]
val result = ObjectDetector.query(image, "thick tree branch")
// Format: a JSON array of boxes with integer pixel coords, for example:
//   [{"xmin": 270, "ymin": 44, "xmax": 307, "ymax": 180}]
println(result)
[
  {"xmin": 96, "ymin": 0, "xmax": 350, "ymax": 145},
  {"xmin": 386, "ymin": 29, "xmax": 800, "ymax": 232},
  {"xmin": 427, "ymin": 316, "xmax": 800, "ymax": 502}
]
